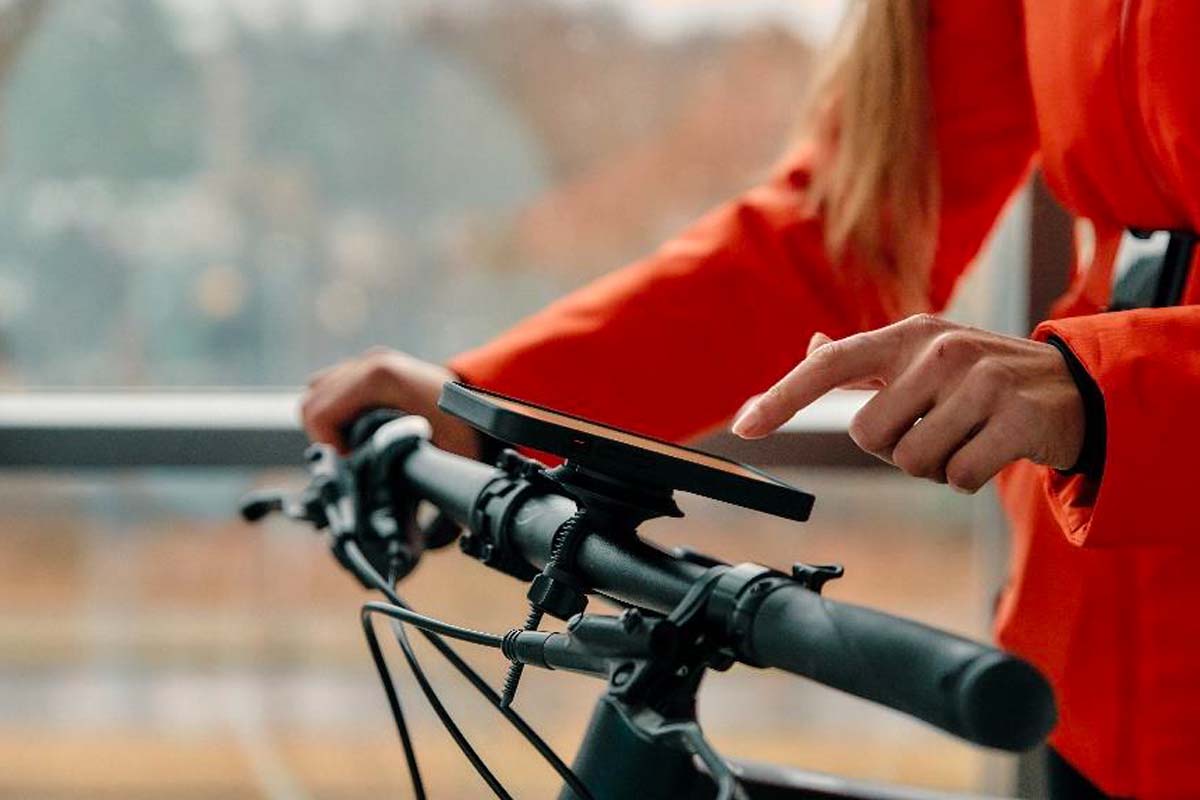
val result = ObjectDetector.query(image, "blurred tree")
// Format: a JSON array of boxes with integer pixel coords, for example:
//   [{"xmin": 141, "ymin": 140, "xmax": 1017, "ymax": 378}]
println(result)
[
  {"xmin": 4, "ymin": 0, "xmax": 203, "ymax": 181},
  {"xmin": 0, "ymin": 0, "xmax": 813, "ymax": 385}
]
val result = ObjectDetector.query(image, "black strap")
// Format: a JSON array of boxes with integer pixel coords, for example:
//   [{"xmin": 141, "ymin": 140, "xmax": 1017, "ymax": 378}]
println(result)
[
  {"xmin": 1116, "ymin": 228, "xmax": 1198, "ymax": 310},
  {"xmin": 1151, "ymin": 230, "xmax": 1197, "ymax": 307},
  {"xmin": 1046, "ymin": 336, "xmax": 1106, "ymax": 481}
]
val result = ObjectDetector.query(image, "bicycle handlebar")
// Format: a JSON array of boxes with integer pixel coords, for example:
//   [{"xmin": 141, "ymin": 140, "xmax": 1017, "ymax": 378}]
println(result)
[{"xmin": 387, "ymin": 437, "xmax": 1056, "ymax": 751}]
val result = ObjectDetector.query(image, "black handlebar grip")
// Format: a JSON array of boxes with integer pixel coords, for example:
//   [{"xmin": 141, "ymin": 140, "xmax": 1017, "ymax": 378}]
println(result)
[
  {"xmin": 342, "ymin": 408, "xmax": 405, "ymax": 451},
  {"xmin": 748, "ymin": 585, "xmax": 1057, "ymax": 751}
]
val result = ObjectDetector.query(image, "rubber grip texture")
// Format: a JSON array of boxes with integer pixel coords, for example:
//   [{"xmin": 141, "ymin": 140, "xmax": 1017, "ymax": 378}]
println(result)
[{"xmin": 749, "ymin": 585, "xmax": 1057, "ymax": 751}]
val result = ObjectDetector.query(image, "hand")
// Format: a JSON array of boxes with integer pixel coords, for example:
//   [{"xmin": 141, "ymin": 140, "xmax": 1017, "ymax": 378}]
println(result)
[
  {"xmin": 301, "ymin": 348, "xmax": 482, "ymax": 458},
  {"xmin": 731, "ymin": 315, "xmax": 1086, "ymax": 493}
]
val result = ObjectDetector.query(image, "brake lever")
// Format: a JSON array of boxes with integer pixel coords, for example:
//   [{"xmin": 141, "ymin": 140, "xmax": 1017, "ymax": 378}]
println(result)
[
  {"xmin": 240, "ymin": 413, "xmax": 460, "ymax": 588},
  {"xmin": 343, "ymin": 408, "xmax": 463, "ymax": 550},
  {"xmin": 239, "ymin": 490, "xmax": 287, "ymax": 523},
  {"xmin": 238, "ymin": 472, "xmax": 329, "ymax": 529}
]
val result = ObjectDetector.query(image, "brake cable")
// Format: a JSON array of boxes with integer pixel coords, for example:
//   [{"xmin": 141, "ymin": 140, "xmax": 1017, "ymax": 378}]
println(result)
[
  {"xmin": 340, "ymin": 540, "xmax": 596, "ymax": 800},
  {"xmin": 361, "ymin": 605, "xmax": 511, "ymax": 799}
]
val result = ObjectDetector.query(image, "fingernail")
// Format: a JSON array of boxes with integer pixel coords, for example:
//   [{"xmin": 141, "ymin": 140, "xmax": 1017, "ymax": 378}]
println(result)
[{"xmin": 731, "ymin": 405, "xmax": 763, "ymax": 438}]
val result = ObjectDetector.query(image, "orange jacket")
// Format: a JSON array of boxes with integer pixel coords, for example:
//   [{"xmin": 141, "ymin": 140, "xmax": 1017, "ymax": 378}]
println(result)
[{"xmin": 450, "ymin": 1, "xmax": 1200, "ymax": 794}]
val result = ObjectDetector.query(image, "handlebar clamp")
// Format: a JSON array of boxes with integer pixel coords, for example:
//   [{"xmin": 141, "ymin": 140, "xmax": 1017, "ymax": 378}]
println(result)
[
  {"xmin": 461, "ymin": 450, "xmax": 568, "ymax": 582},
  {"xmin": 704, "ymin": 563, "xmax": 788, "ymax": 668}
]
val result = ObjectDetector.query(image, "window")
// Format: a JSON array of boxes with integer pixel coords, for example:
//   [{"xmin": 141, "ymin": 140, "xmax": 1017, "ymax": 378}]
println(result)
[
  {"xmin": 0, "ymin": 0, "xmax": 841, "ymax": 386},
  {"xmin": 0, "ymin": 1, "xmax": 1030, "ymax": 797}
]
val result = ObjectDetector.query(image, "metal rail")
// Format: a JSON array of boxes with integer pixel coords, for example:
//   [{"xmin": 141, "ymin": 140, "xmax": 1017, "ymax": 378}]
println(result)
[{"xmin": 0, "ymin": 390, "xmax": 879, "ymax": 469}]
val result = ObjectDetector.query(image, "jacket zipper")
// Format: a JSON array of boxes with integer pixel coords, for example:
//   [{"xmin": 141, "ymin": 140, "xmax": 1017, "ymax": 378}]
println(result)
[{"xmin": 1117, "ymin": 0, "xmax": 1181, "ymax": 219}]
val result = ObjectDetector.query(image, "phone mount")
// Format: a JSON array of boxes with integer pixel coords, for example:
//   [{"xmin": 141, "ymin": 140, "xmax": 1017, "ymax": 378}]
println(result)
[
  {"xmin": 474, "ymin": 446, "xmax": 689, "ymax": 708},
  {"xmin": 547, "ymin": 460, "xmax": 684, "ymax": 528},
  {"xmin": 442, "ymin": 377, "xmax": 818, "ymax": 710}
]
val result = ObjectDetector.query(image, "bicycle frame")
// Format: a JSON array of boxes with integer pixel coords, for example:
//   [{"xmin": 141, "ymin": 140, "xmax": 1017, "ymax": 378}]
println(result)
[
  {"xmin": 566, "ymin": 694, "xmax": 998, "ymax": 800},
  {"xmin": 567, "ymin": 696, "xmax": 710, "ymax": 799}
]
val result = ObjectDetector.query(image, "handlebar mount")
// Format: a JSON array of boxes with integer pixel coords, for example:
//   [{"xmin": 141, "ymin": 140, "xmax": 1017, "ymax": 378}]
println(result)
[{"xmin": 240, "ymin": 410, "xmax": 1058, "ymax": 800}]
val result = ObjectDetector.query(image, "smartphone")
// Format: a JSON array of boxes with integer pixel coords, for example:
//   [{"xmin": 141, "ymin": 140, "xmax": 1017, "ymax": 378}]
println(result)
[{"xmin": 438, "ymin": 382, "xmax": 814, "ymax": 522}]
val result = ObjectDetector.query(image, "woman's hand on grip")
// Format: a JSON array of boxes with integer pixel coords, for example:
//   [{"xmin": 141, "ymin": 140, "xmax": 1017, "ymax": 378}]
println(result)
[{"xmin": 301, "ymin": 348, "xmax": 482, "ymax": 458}]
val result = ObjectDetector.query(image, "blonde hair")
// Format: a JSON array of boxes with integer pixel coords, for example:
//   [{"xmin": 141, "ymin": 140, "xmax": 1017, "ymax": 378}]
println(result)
[{"xmin": 803, "ymin": 0, "xmax": 937, "ymax": 309}]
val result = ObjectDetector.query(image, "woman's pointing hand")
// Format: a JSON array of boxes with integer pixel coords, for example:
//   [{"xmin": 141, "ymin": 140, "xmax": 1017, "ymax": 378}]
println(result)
[{"xmin": 732, "ymin": 315, "xmax": 1087, "ymax": 493}]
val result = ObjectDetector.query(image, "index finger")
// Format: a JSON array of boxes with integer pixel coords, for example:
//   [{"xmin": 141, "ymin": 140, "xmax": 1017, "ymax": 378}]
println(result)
[{"xmin": 732, "ymin": 329, "xmax": 903, "ymax": 438}]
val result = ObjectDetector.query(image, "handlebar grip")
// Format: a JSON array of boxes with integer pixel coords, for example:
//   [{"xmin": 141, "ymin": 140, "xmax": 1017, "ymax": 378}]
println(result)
[
  {"xmin": 748, "ymin": 585, "xmax": 1056, "ymax": 751},
  {"xmin": 342, "ymin": 408, "xmax": 405, "ymax": 450},
  {"xmin": 396, "ymin": 439, "xmax": 499, "ymax": 526}
]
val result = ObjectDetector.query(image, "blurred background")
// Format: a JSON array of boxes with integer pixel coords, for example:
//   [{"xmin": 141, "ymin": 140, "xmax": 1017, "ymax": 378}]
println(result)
[{"xmin": 0, "ymin": 0, "xmax": 1068, "ymax": 797}]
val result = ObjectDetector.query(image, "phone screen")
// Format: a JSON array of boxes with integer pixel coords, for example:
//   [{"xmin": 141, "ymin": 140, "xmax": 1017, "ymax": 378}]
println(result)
[
  {"xmin": 441, "ymin": 382, "xmax": 814, "ymax": 521},
  {"xmin": 474, "ymin": 390, "xmax": 785, "ymax": 486}
]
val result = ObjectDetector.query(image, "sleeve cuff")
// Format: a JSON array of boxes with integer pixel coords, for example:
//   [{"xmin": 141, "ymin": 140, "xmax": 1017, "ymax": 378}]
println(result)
[
  {"xmin": 1044, "ymin": 335, "xmax": 1106, "ymax": 481},
  {"xmin": 1032, "ymin": 309, "xmax": 1200, "ymax": 548}
]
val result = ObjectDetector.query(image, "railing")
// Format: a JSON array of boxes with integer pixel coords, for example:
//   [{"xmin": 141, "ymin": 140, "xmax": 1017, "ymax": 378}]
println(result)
[{"xmin": 0, "ymin": 390, "xmax": 877, "ymax": 469}]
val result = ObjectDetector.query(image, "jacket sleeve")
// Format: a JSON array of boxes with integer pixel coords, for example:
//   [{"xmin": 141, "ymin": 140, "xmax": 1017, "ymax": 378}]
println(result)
[
  {"xmin": 1033, "ymin": 307, "xmax": 1200, "ymax": 548},
  {"xmin": 449, "ymin": 0, "xmax": 1037, "ymax": 442}
]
